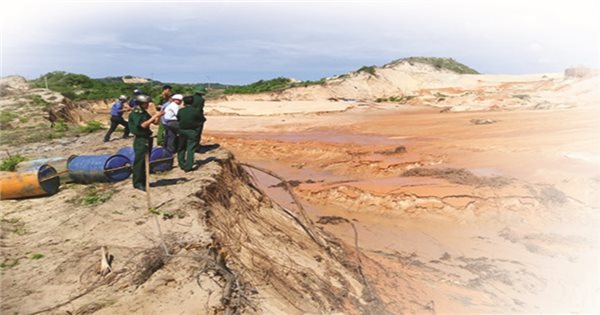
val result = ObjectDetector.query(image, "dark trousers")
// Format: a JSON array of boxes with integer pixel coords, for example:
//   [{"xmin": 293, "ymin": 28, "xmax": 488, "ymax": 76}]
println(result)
[
  {"xmin": 104, "ymin": 116, "xmax": 130, "ymax": 141},
  {"xmin": 177, "ymin": 129, "xmax": 199, "ymax": 171},
  {"xmin": 163, "ymin": 120, "xmax": 180, "ymax": 154},
  {"xmin": 132, "ymin": 136, "xmax": 152, "ymax": 189}
]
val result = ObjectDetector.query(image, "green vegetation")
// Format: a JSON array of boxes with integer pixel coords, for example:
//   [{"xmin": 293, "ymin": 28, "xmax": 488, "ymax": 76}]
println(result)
[
  {"xmin": 79, "ymin": 120, "xmax": 103, "ymax": 133},
  {"xmin": 0, "ymin": 154, "xmax": 27, "ymax": 171},
  {"xmin": 31, "ymin": 253, "xmax": 44, "ymax": 260},
  {"xmin": 0, "ymin": 217, "xmax": 28, "ymax": 236},
  {"xmin": 79, "ymin": 185, "xmax": 117, "ymax": 206},
  {"xmin": 53, "ymin": 119, "xmax": 69, "ymax": 132},
  {"xmin": 399, "ymin": 57, "xmax": 479, "ymax": 74},
  {"xmin": 0, "ymin": 110, "xmax": 18, "ymax": 126},
  {"xmin": 31, "ymin": 71, "xmax": 229, "ymax": 101},
  {"xmin": 223, "ymin": 77, "xmax": 326, "ymax": 94},
  {"xmin": 0, "ymin": 259, "xmax": 19, "ymax": 270},
  {"xmin": 149, "ymin": 207, "xmax": 186, "ymax": 220},
  {"xmin": 30, "ymin": 95, "xmax": 50, "ymax": 108},
  {"xmin": 357, "ymin": 65, "xmax": 377, "ymax": 76},
  {"xmin": 375, "ymin": 95, "xmax": 415, "ymax": 104},
  {"xmin": 223, "ymin": 77, "xmax": 292, "ymax": 94}
]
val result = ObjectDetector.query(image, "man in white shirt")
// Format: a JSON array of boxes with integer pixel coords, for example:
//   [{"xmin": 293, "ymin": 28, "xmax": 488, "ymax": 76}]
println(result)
[{"xmin": 162, "ymin": 94, "xmax": 183, "ymax": 153}]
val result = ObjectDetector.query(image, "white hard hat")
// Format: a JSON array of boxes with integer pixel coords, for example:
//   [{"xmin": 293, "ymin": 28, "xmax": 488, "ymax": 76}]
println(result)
[
  {"xmin": 118, "ymin": 95, "xmax": 127, "ymax": 100},
  {"xmin": 171, "ymin": 94, "xmax": 183, "ymax": 101}
]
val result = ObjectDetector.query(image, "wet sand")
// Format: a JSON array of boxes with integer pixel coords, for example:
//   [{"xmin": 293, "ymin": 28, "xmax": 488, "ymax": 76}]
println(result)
[{"xmin": 206, "ymin": 102, "xmax": 600, "ymax": 313}]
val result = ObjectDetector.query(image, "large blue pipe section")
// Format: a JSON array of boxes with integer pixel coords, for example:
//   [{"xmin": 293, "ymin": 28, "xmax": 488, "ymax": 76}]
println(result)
[
  {"xmin": 67, "ymin": 154, "xmax": 131, "ymax": 183},
  {"xmin": 116, "ymin": 147, "xmax": 173, "ymax": 173}
]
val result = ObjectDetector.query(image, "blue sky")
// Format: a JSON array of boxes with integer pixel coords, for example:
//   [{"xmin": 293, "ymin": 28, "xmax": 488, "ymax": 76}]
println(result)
[{"xmin": 1, "ymin": 1, "xmax": 599, "ymax": 84}]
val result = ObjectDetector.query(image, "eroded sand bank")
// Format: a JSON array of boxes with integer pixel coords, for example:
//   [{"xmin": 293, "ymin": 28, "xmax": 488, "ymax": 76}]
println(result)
[{"xmin": 204, "ymin": 95, "xmax": 600, "ymax": 313}]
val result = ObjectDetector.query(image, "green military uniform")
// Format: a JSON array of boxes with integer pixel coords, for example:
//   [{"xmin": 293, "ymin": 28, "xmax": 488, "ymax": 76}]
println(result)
[
  {"xmin": 176, "ymin": 106, "xmax": 203, "ymax": 171},
  {"xmin": 190, "ymin": 93, "xmax": 207, "ymax": 148},
  {"xmin": 128, "ymin": 106, "xmax": 153, "ymax": 189},
  {"xmin": 155, "ymin": 94, "xmax": 170, "ymax": 146}
]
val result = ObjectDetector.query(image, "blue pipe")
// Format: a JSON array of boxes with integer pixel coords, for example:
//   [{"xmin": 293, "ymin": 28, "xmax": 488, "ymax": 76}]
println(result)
[
  {"xmin": 67, "ymin": 154, "xmax": 131, "ymax": 183},
  {"xmin": 116, "ymin": 146, "xmax": 173, "ymax": 173}
]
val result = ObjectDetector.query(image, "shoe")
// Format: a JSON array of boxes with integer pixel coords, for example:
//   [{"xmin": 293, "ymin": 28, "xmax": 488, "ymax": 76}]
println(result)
[
  {"xmin": 122, "ymin": 135, "xmax": 131, "ymax": 139},
  {"xmin": 103, "ymin": 139, "xmax": 109, "ymax": 143}
]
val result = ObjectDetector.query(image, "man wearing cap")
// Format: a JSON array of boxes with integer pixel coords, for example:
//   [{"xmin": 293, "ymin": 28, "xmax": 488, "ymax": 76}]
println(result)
[
  {"xmin": 162, "ymin": 94, "xmax": 183, "ymax": 153},
  {"xmin": 128, "ymin": 94, "xmax": 164, "ymax": 191},
  {"xmin": 103, "ymin": 95, "xmax": 131, "ymax": 142},
  {"xmin": 190, "ymin": 86, "xmax": 208, "ymax": 149},
  {"xmin": 177, "ymin": 96, "xmax": 203, "ymax": 171}
]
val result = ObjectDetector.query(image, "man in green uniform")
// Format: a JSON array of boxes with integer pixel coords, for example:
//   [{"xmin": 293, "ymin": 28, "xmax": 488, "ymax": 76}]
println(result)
[
  {"xmin": 190, "ymin": 86, "xmax": 208, "ymax": 150},
  {"xmin": 176, "ymin": 96, "xmax": 203, "ymax": 172},
  {"xmin": 128, "ymin": 95, "xmax": 164, "ymax": 191}
]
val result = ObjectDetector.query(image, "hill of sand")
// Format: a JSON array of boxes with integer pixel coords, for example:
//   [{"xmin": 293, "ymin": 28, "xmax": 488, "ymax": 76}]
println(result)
[{"xmin": 223, "ymin": 61, "xmax": 599, "ymax": 112}]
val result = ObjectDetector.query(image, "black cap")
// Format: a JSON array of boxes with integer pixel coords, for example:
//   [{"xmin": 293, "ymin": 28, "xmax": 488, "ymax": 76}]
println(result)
[{"xmin": 183, "ymin": 96, "xmax": 193, "ymax": 105}]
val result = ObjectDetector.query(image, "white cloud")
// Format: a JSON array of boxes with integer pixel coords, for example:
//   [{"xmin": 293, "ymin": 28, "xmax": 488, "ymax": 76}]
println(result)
[{"xmin": 1, "ymin": 0, "xmax": 599, "ymax": 82}]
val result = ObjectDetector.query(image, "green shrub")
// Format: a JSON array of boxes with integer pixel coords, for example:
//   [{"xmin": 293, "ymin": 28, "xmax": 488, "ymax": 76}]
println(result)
[
  {"xmin": 357, "ymin": 66, "xmax": 377, "ymax": 76},
  {"xmin": 81, "ymin": 186, "xmax": 116, "ymax": 206},
  {"xmin": 31, "ymin": 254, "xmax": 44, "ymax": 260},
  {"xmin": 0, "ymin": 111, "xmax": 18, "ymax": 126},
  {"xmin": 380, "ymin": 95, "xmax": 415, "ymax": 104},
  {"xmin": 224, "ymin": 77, "xmax": 293, "ymax": 94},
  {"xmin": 30, "ymin": 95, "xmax": 50, "ymax": 108},
  {"xmin": 0, "ymin": 155, "xmax": 27, "ymax": 171},
  {"xmin": 399, "ymin": 57, "xmax": 479, "ymax": 74},
  {"xmin": 294, "ymin": 78, "xmax": 326, "ymax": 87},
  {"xmin": 47, "ymin": 131, "xmax": 65, "ymax": 139},
  {"xmin": 53, "ymin": 119, "xmax": 69, "ymax": 132},
  {"xmin": 31, "ymin": 71, "xmax": 231, "ymax": 101},
  {"xmin": 0, "ymin": 259, "xmax": 19, "ymax": 269},
  {"xmin": 79, "ymin": 120, "xmax": 103, "ymax": 133}
]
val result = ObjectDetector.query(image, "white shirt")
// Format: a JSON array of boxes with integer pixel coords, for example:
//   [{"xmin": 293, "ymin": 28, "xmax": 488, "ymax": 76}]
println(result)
[{"xmin": 162, "ymin": 101, "xmax": 180, "ymax": 123}]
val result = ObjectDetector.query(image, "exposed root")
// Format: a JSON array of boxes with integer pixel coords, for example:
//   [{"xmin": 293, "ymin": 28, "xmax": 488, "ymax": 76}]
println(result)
[
  {"xmin": 131, "ymin": 246, "xmax": 167, "ymax": 287},
  {"xmin": 239, "ymin": 162, "xmax": 331, "ymax": 253},
  {"xmin": 199, "ymin": 242, "xmax": 256, "ymax": 315}
]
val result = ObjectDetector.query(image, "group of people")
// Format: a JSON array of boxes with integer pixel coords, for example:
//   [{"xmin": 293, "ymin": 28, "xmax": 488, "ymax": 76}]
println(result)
[{"xmin": 103, "ymin": 85, "xmax": 208, "ymax": 191}]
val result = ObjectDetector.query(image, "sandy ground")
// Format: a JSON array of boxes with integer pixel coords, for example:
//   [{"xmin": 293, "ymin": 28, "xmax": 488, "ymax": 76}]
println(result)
[
  {"xmin": 1, "ymin": 142, "xmax": 380, "ymax": 314},
  {"xmin": 201, "ymin": 78, "xmax": 600, "ymax": 313},
  {"xmin": 1, "ymin": 67, "xmax": 599, "ymax": 314}
]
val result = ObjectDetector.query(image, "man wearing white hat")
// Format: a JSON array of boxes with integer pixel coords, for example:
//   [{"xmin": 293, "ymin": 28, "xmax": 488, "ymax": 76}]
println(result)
[{"xmin": 162, "ymin": 94, "xmax": 183, "ymax": 153}]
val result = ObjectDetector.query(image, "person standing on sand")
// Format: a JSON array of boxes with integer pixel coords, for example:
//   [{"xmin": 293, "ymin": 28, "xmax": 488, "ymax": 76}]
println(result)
[
  {"xmin": 103, "ymin": 95, "xmax": 131, "ymax": 142},
  {"xmin": 176, "ymin": 96, "xmax": 203, "ymax": 171},
  {"xmin": 189, "ymin": 86, "xmax": 208, "ymax": 150},
  {"xmin": 162, "ymin": 94, "xmax": 183, "ymax": 154},
  {"xmin": 155, "ymin": 85, "xmax": 172, "ymax": 146},
  {"xmin": 128, "ymin": 94, "xmax": 164, "ymax": 191}
]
